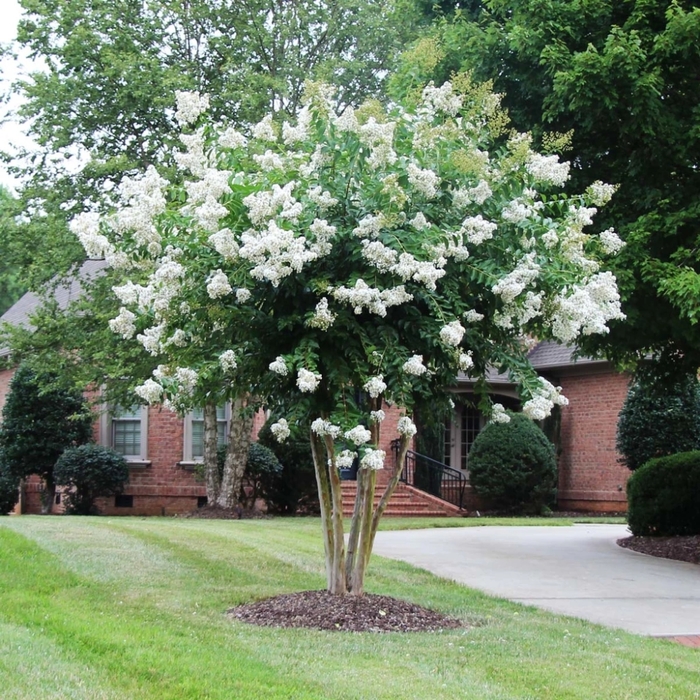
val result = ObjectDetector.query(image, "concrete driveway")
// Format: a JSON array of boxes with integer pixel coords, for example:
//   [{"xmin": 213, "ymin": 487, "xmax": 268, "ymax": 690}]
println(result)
[{"xmin": 372, "ymin": 524, "xmax": 700, "ymax": 636}]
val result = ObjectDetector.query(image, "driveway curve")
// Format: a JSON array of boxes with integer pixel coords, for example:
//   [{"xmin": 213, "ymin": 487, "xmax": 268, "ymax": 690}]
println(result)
[{"xmin": 373, "ymin": 524, "xmax": 700, "ymax": 635}]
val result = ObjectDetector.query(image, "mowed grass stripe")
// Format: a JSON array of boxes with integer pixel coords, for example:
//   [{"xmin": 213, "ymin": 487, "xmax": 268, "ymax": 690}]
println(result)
[{"xmin": 0, "ymin": 526, "xmax": 328, "ymax": 700}]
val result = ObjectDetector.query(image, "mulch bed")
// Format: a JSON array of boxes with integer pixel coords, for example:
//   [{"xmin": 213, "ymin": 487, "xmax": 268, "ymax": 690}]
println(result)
[
  {"xmin": 229, "ymin": 590, "xmax": 463, "ymax": 633},
  {"xmin": 617, "ymin": 535, "xmax": 700, "ymax": 565}
]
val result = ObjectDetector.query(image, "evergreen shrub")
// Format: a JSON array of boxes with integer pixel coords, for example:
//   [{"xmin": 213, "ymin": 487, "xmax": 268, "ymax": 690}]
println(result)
[
  {"xmin": 626, "ymin": 451, "xmax": 700, "ymax": 536},
  {"xmin": 468, "ymin": 412, "xmax": 557, "ymax": 513},
  {"xmin": 617, "ymin": 374, "xmax": 700, "ymax": 471},
  {"xmin": 55, "ymin": 444, "xmax": 129, "ymax": 515},
  {"xmin": 240, "ymin": 442, "xmax": 283, "ymax": 509},
  {"xmin": 0, "ymin": 451, "xmax": 20, "ymax": 515}
]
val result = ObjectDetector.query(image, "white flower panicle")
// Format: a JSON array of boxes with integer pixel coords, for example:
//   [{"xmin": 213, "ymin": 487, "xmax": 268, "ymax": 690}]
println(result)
[
  {"xmin": 407, "ymin": 163, "xmax": 440, "ymax": 199},
  {"xmin": 419, "ymin": 81, "xmax": 463, "ymax": 118},
  {"xmin": 492, "ymin": 254, "xmax": 541, "ymax": 303},
  {"xmin": 598, "ymin": 228, "xmax": 625, "ymax": 255},
  {"xmin": 253, "ymin": 150, "xmax": 285, "ymax": 171},
  {"xmin": 464, "ymin": 309, "xmax": 484, "ymax": 323},
  {"xmin": 174, "ymin": 91, "xmax": 210, "ymax": 125},
  {"xmin": 363, "ymin": 375, "xmax": 387, "ymax": 399},
  {"xmin": 409, "ymin": 212, "xmax": 430, "ymax": 230},
  {"xmin": 243, "ymin": 182, "xmax": 300, "ymax": 227},
  {"xmin": 352, "ymin": 213, "xmax": 385, "ymax": 239},
  {"xmin": 522, "ymin": 378, "xmax": 568, "ymax": 421},
  {"xmin": 344, "ymin": 426, "xmax": 372, "ymax": 446},
  {"xmin": 70, "ymin": 212, "xmax": 114, "ymax": 260},
  {"xmin": 307, "ymin": 186, "xmax": 338, "ymax": 211},
  {"xmin": 402, "ymin": 355, "xmax": 427, "ymax": 376},
  {"xmin": 439, "ymin": 320, "xmax": 465, "ymax": 347},
  {"xmin": 236, "ymin": 288, "xmax": 251, "ymax": 303},
  {"xmin": 587, "ymin": 181, "xmax": 617, "ymax": 207},
  {"xmin": 208, "ymin": 229, "xmax": 239, "ymax": 260},
  {"xmin": 335, "ymin": 450, "xmax": 357, "ymax": 469},
  {"xmin": 134, "ymin": 378, "xmax": 163, "ymax": 405},
  {"xmin": 525, "ymin": 153, "xmax": 570, "ymax": 187},
  {"xmin": 207, "ymin": 269, "xmax": 233, "ymax": 299},
  {"xmin": 218, "ymin": 126, "xmax": 248, "ymax": 150},
  {"xmin": 359, "ymin": 118, "xmax": 396, "ymax": 169},
  {"xmin": 270, "ymin": 418, "xmax": 290, "ymax": 443},
  {"xmin": 491, "ymin": 403, "xmax": 511, "ymax": 424},
  {"xmin": 332, "ymin": 279, "xmax": 413, "ymax": 317},
  {"xmin": 269, "ymin": 356, "xmax": 288, "ymax": 376},
  {"xmin": 307, "ymin": 297, "xmax": 336, "ymax": 331},
  {"xmin": 360, "ymin": 448, "xmax": 385, "ymax": 471},
  {"xmin": 459, "ymin": 216, "xmax": 497, "ymax": 245},
  {"xmin": 175, "ymin": 367, "xmax": 198, "ymax": 397},
  {"xmin": 219, "ymin": 350, "xmax": 237, "ymax": 373},
  {"xmin": 297, "ymin": 368, "xmax": 322, "ymax": 393},
  {"xmin": 370, "ymin": 409, "xmax": 386, "ymax": 423},
  {"xmin": 252, "ymin": 114, "xmax": 276, "ymax": 141},
  {"xmin": 397, "ymin": 416, "xmax": 417, "ymax": 437},
  {"xmin": 458, "ymin": 351, "xmax": 474, "ymax": 371},
  {"xmin": 311, "ymin": 418, "xmax": 341, "ymax": 439},
  {"xmin": 109, "ymin": 307, "xmax": 137, "ymax": 339}
]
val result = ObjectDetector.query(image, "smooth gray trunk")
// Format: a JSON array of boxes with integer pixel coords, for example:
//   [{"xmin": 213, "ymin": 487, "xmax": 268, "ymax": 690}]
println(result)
[
  {"xmin": 202, "ymin": 402, "xmax": 220, "ymax": 504},
  {"xmin": 215, "ymin": 397, "xmax": 254, "ymax": 510}
]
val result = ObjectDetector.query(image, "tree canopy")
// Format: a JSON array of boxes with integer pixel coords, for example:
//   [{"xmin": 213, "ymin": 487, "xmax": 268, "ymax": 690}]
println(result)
[
  {"xmin": 71, "ymin": 80, "xmax": 623, "ymax": 592},
  {"xmin": 395, "ymin": 0, "xmax": 700, "ymax": 374}
]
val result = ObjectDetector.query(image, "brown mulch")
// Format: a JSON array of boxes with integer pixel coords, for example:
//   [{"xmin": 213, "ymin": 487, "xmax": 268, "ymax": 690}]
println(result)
[
  {"xmin": 617, "ymin": 535, "xmax": 700, "ymax": 565},
  {"xmin": 229, "ymin": 590, "xmax": 463, "ymax": 633}
]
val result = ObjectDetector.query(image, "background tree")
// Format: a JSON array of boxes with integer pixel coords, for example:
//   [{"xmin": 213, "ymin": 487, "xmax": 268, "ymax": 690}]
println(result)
[
  {"xmin": 0, "ymin": 186, "xmax": 25, "ymax": 315},
  {"xmin": 2, "ymin": 0, "xmax": 420, "ymax": 285},
  {"xmin": 394, "ymin": 0, "xmax": 700, "ymax": 375},
  {"xmin": 0, "ymin": 364, "xmax": 93, "ymax": 512},
  {"xmin": 616, "ymin": 373, "xmax": 700, "ymax": 471},
  {"xmin": 0, "ymin": 451, "xmax": 21, "ymax": 515},
  {"xmin": 75, "ymin": 79, "xmax": 623, "ymax": 594}
]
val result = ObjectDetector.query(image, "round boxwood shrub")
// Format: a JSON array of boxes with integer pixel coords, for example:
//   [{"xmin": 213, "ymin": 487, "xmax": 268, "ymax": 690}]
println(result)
[
  {"xmin": 468, "ymin": 412, "xmax": 557, "ymax": 513},
  {"xmin": 54, "ymin": 444, "xmax": 129, "ymax": 515},
  {"xmin": 617, "ymin": 374, "xmax": 700, "ymax": 471},
  {"xmin": 626, "ymin": 451, "xmax": 700, "ymax": 536},
  {"xmin": 240, "ymin": 442, "xmax": 283, "ymax": 509},
  {"xmin": 0, "ymin": 451, "xmax": 20, "ymax": 515}
]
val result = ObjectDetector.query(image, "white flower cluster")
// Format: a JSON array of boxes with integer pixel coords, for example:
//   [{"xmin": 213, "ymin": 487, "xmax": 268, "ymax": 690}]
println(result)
[
  {"xmin": 419, "ymin": 81, "xmax": 463, "ymax": 118},
  {"xmin": 390, "ymin": 252, "xmax": 446, "ymax": 291},
  {"xmin": 306, "ymin": 297, "xmax": 336, "ymax": 331},
  {"xmin": 109, "ymin": 307, "xmax": 137, "ymax": 339},
  {"xmin": 252, "ymin": 114, "xmax": 276, "ymax": 141},
  {"xmin": 297, "ymin": 368, "xmax": 322, "ymax": 393},
  {"xmin": 352, "ymin": 213, "xmax": 385, "ymax": 240},
  {"xmin": 551, "ymin": 271, "xmax": 624, "ymax": 343},
  {"xmin": 459, "ymin": 216, "xmax": 497, "ymax": 245},
  {"xmin": 492, "ymin": 254, "xmax": 541, "ymax": 303},
  {"xmin": 397, "ymin": 416, "xmax": 417, "ymax": 437},
  {"xmin": 335, "ymin": 450, "xmax": 357, "ymax": 469},
  {"xmin": 174, "ymin": 90, "xmax": 210, "ymax": 125},
  {"xmin": 70, "ymin": 212, "xmax": 114, "ymax": 260},
  {"xmin": 525, "ymin": 153, "xmax": 570, "ymax": 187},
  {"xmin": 209, "ymin": 229, "xmax": 239, "ymax": 260},
  {"xmin": 586, "ymin": 181, "xmax": 617, "ymax": 207},
  {"xmin": 458, "ymin": 351, "xmax": 474, "ymax": 371},
  {"xmin": 307, "ymin": 186, "xmax": 338, "ymax": 211},
  {"xmin": 464, "ymin": 309, "xmax": 484, "ymax": 322},
  {"xmin": 185, "ymin": 168, "xmax": 231, "ymax": 205},
  {"xmin": 332, "ymin": 279, "xmax": 413, "ymax": 317},
  {"xmin": 269, "ymin": 356, "xmax": 288, "ymax": 376},
  {"xmin": 359, "ymin": 118, "xmax": 396, "ymax": 169},
  {"xmin": 253, "ymin": 150, "xmax": 284, "ymax": 171},
  {"xmin": 363, "ymin": 375, "xmax": 387, "ymax": 399},
  {"xmin": 236, "ymin": 288, "xmax": 251, "ymax": 303},
  {"xmin": 207, "ymin": 269, "xmax": 233, "ymax": 299},
  {"xmin": 402, "ymin": 355, "xmax": 427, "ymax": 376},
  {"xmin": 522, "ymin": 378, "xmax": 569, "ymax": 421},
  {"xmin": 218, "ymin": 125, "xmax": 248, "ymax": 149},
  {"xmin": 370, "ymin": 409, "xmax": 386, "ymax": 423},
  {"xmin": 360, "ymin": 448, "xmax": 385, "ymax": 471},
  {"xmin": 311, "ymin": 418, "xmax": 342, "ymax": 438},
  {"xmin": 407, "ymin": 163, "xmax": 440, "ymax": 199},
  {"xmin": 452, "ymin": 180, "xmax": 493, "ymax": 209},
  {"xmin": 243, "ymin": 182, "xmax": 300, "ymax": 226},
  {"xmin": 270, "ymin": 418, "xmax": 290, "ymax": 443},
  {"xmin": 344, "ymin": 425, "xmax": 372, "ymax": 446},
  {"xmin": 134, "ymin": 378, "xmax": 163, "ymax": 405},
  {"xmin": 282, "ymin": 106, "xmax": 311, "ymax": 145},
  {"xmin": 598, "ymin": 228, "xmax": 625, "ymax": 255},
  {"xmin": 219, "ymin": 350, "xmax": 237, "ymax": 373},
  {"xmin": 175, "ymin": 367, "xmax": 198, "ymax": 398},
  {"xmin": 439, "ymin": 320, "xmax": 465, "ymax": 347},
  {"xmin": 491, "ymin": 403, "xmax": 511, "ymax": 424},
  {"xmin": 409, "ymin": 212, "xmax": 430, "ymax": 230}
]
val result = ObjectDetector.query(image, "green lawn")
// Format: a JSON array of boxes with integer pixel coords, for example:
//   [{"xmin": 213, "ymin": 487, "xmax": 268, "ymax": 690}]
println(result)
[{"xmin": 0, "ymin": 516, "xmax": 695, "ymax": 700}]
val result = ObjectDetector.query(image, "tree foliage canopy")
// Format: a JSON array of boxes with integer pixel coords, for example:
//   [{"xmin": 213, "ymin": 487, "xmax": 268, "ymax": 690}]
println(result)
[{"xmin": 396, "ymin": 0, "xmax": 700, "ymax": 373}]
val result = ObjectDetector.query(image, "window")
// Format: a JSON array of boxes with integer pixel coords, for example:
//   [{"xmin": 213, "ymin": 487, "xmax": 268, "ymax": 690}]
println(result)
[
  {"xmin": 101, "ymin": 405, "xmax": 149, "ymax": 463},
  {"xmin": 183, "ymin": 405, "xmax": 229, "ymax": 463}
]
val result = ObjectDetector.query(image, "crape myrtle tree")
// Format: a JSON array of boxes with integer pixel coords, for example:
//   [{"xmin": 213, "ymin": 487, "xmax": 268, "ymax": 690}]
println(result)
[
  {"xmin": 393, "ymin": 1, "xmax": 700, "ymax": 376},
  {"xmin": 71, "ymin": 78, "xmax": 624, "ymax": 595}
]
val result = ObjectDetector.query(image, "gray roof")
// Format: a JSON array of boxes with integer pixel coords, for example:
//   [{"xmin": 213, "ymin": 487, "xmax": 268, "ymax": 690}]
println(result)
[
  {"xmin": 527, "ymin": 340, "xmax": 606, "ymax": 370},
  {"xmin": 0, "ymin": 259, "xmax": 108, "ymax": 356}
]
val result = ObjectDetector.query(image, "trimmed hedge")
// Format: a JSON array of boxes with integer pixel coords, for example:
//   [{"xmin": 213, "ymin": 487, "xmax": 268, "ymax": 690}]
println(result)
[
  {"xmin": 626, "ymin": 451, "xmax": 700, "ymax": 536},
  {"xmin": 55, "ymin": 444, "xmax": 129, "ymax": 515},
  {"xmin": 468, "ymin": 412, "xmax": 557, "ymax": 513}
]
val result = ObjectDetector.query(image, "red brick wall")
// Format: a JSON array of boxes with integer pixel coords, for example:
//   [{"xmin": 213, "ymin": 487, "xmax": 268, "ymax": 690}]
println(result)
[
  {"xmin": 0, "ymin": 367, "xmax": 15, "ymax": 418},
  {"xmin": 556, "ymin": 369, "xmax": 631, "ymax": 512}
]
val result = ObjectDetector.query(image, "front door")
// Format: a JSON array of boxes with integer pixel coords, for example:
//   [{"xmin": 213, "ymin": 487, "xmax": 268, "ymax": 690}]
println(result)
[{"xmin": 444, "ymin": 403, "xmax": 484, "ymax": 475}]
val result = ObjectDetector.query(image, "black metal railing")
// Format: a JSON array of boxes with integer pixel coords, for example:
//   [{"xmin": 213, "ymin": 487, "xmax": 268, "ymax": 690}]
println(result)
[{"xmin": 391, "ymin": 440, "xmax": 467, "ymax": 510}]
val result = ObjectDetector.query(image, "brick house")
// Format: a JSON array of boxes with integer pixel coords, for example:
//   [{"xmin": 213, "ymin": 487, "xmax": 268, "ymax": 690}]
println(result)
[{"xmin": 1, "ymin": 272, "xmax": 630, "ymax": 515}]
